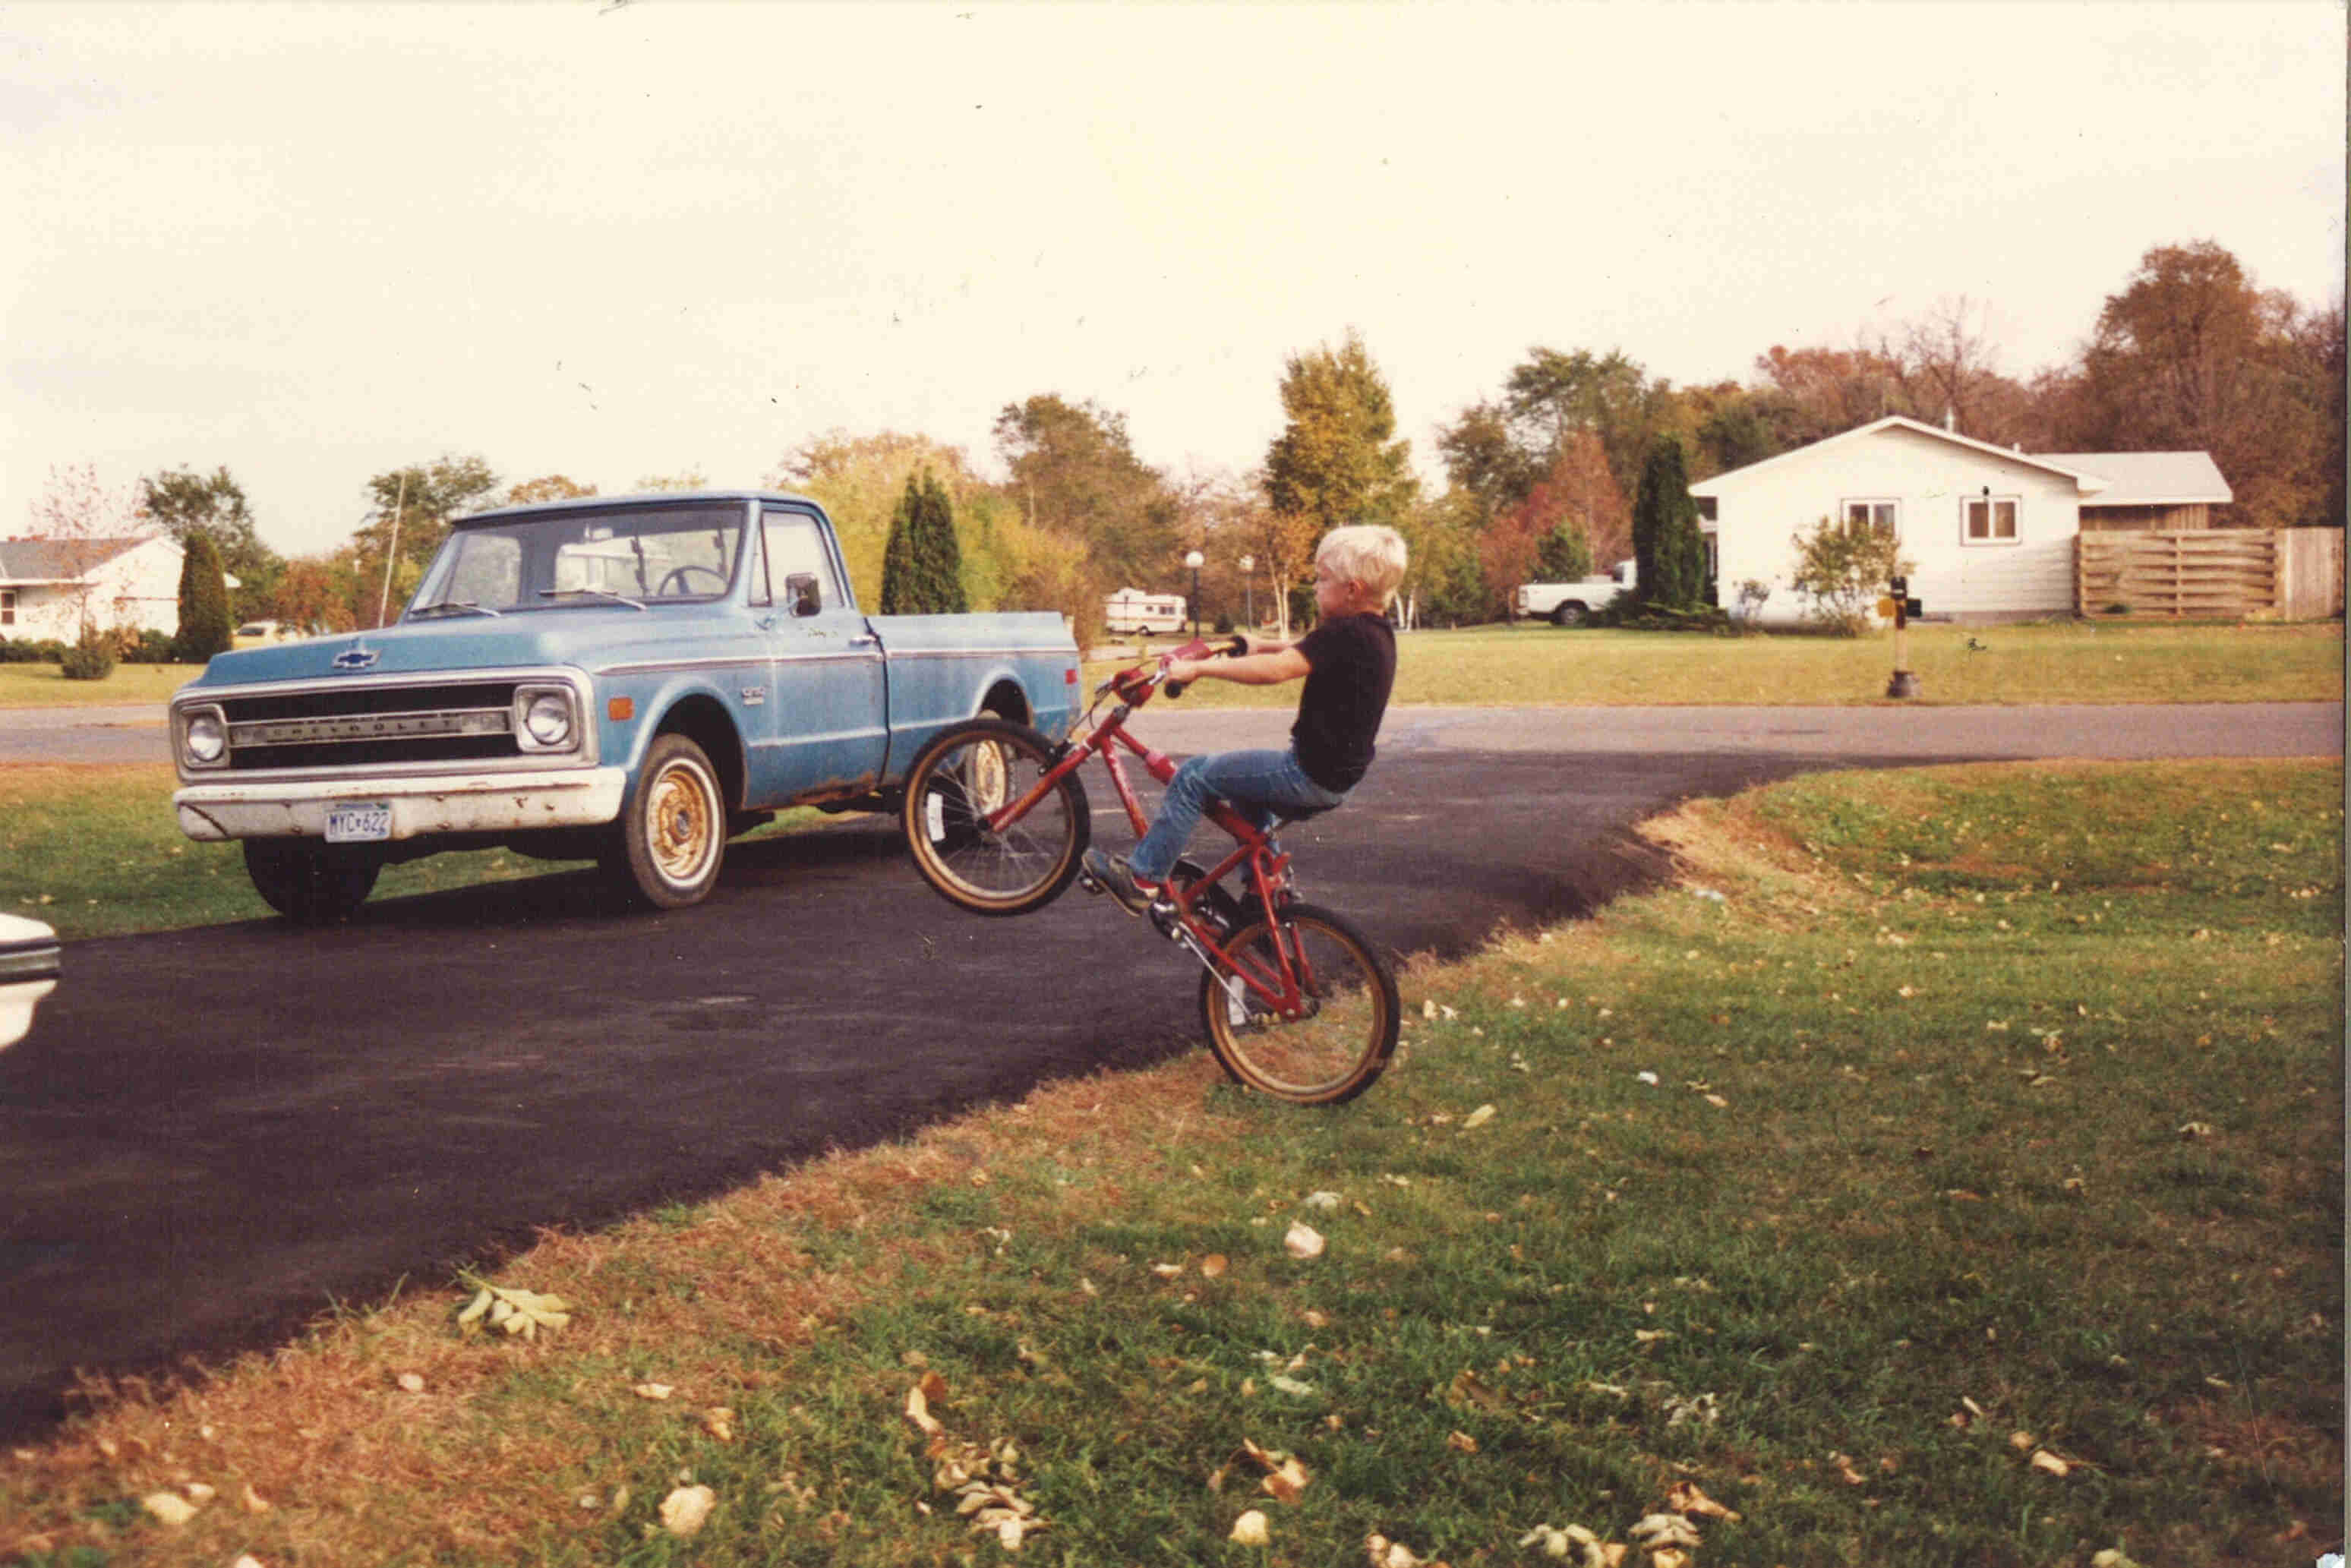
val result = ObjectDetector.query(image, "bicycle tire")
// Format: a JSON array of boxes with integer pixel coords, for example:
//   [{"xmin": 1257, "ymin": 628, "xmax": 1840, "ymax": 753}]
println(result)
[
  {"xmin": 901, "ymin": 718, "xmax": 1090, "ymax": 916},
  {"xmin": 1198, "ymin": 901, "xmax": 1398, "ymax": 1105}
]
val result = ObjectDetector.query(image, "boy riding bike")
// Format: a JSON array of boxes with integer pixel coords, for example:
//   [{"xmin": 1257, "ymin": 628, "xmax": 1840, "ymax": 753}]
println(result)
[{"xmin": 1084, "ymin": 523, "xmax": 1408, "ymax": 919}]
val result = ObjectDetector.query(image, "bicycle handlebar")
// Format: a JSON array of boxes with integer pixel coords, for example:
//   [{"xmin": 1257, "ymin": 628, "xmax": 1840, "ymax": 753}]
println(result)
[{"xmin": 1106, "ymin": 633, "xmax": 1251, "ymax": 705}]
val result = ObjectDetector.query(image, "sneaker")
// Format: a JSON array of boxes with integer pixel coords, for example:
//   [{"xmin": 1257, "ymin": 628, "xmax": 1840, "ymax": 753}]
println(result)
[{"xmin": 1083, "ymin": 849, "xmax": 1161, "ymax": 917}]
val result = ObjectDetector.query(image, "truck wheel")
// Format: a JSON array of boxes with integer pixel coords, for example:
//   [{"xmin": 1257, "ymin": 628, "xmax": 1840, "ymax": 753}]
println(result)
[
  {"xmin": 245, "ymin": 841, "xmax": 380, "ymax": 923},
  {"xmin": 605, "ymin": 734, "xmax": 727, "ymax": 910},
  {"xmin": 1551, "ymin": 601, "xmax": 1586, "ymax": 627}
]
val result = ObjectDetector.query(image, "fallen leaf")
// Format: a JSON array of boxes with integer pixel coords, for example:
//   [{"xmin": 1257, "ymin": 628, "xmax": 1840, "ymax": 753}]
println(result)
[
  {"xmin": 633, "ymin": 1382, "xmax": 674, "ymax": 1402},
  {"xmin": 1201, "ymin": 1254, "xmax": 1229, "ymax": 1278},
  {"xmin": 1462, "ymin": 1103, "xmax": 1497, "ymax": 1130},
  {"xmin": 1365, "ymin": 1533, "xmax": 1428, "ymax": 1567},
  {"xmin": 396, "ymin": 1371, "xmax": 426, "ymax": 1394},
  {"xmin": 1447, "ymin": 1429, "xmax": 1478, "ymax": 1454},
  {"xmin": 658, "ymin": 1483, "xmax": 716, "ymax": 1538},
  {"xmin": 139, "ymin": 1491, "xmax": 200, "ymax": 1526},
  {"xmin": 1151, "ymin": 1262, "xmax": 1185, "ymax": 1278},
  {"xmin": 700, "ymin": 1407, "xmax": 736, "ymax": 1443},
  {"xmin": 240, "ymin": 1482, "xmax": 271, "ymax": 1513},
  {"xmin": 2030, "ymin": 1449, "xmax": 2072, "ymax": 1478},
  {"xmin": 1664, "ymin": 1480, "xmax": 1739, "ymax": 1520},
  {"xmin": 1230, "ymin": 1508, "xmax": 1270, "ymax": 1545},
  {"xmin": 1829, "ymin": 1452, "xmax": 1868, "ymax": 1486},
  {"xmin": 1628, "ymin": 1513, "xmax": 1701, "ymax": 1549},
  {"xmin": 1284, "ymin": 1223, "xmax": 1326, "ymax": 1260},
  {"xmin": 904, "ymin": 1383, "xmax": 945, "ymax": 1437},
  {"xmin": 1305, "ymin": 1190, "xmax": 1342, "ymax": 1210}
]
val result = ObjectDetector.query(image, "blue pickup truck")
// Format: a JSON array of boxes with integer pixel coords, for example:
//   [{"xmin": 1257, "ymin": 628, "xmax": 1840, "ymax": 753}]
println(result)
[{"xmin": 168, "ymin": 491, "xmax": 1081, "ymax": 920}]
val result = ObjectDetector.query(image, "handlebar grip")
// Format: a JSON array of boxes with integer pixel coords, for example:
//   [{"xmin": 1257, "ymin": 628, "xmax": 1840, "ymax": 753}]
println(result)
[
  {"xmin": 1164, "ymin": 679, "xmax": 1188, "ymax": 699},
  {"xmin": 1224, "ymin": 634, "xmax": 1250, "ymax": 658}
]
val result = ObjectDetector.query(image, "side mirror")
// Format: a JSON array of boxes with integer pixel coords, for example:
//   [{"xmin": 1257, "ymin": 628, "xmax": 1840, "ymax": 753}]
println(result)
[{"xmin": 785, "ymin": 573, "xmax": 822, "ymax": 617}]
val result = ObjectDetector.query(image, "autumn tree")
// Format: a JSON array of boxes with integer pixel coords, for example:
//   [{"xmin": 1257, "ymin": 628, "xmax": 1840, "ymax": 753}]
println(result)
[
  {"xmin": 1434, "ymin": 399, "xmax": 1541, "ymax": 526},
  {"xmin": 355, "ymin": 456, "xmax": 499, "ymax": 622},
  {"xmin": 1502, "ymin": 346, "xmax": 1671, "ymax": 504},
  {"xmin": 505, "ymin": 475, "xmax": 598, "ymax": 505},
  {"xmin": 173, "ymin": 532, "xmax": 234, "ymax": 661},
  {"xmin": 1262, "ymin": 330, "xmax": 1418, "ymax": 629},
  {"xmin": 2050, "ymin": 241, "xmax": 2340, "ymax": 529},
  {"xmin": 1750, "ymin": 341, "xmax": 1921, "ymax": 445},
  {"xmin": 139, "ymin": 466, "xmax": 281, "ymax": 621}
]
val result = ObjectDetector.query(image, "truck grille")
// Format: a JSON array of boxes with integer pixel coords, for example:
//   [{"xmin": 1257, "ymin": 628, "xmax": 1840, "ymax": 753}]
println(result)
[{"xmin": 218, "ymin": 680, "xmax": 525, "ymax": 771}]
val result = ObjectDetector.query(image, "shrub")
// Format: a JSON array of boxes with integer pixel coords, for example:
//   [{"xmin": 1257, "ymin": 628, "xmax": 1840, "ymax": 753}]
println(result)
[
  {"xmin": 0, "ymin": 636, "xmax": 71, "ymax": 664},
  {"xmin": 1788, "ymin": 513, "xmax": 1911, "ymax": 636},
  {"xmin": 59, "ymin": 629, "xmax": 117, "ymax": 681},
  {"xmin": 118, "ymin": 627, "xmax": 179, "ymax": 664}
]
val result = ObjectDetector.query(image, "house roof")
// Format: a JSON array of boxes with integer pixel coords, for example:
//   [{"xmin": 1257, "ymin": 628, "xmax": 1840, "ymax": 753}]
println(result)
[
  {"xmin": 2029, "ymin": 451, "xmax": 2233, "ymax": 506},
  {"xmin": 1689, "ymin": 415, "xmax": 2111, "ymax": 497},
  {"xmin": 0, "ymin": 536, "xmax": 165, "ymax": 585}
]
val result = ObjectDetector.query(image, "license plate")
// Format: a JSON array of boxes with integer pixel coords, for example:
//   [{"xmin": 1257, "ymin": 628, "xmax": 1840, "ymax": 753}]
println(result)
[{"xmin": 324, "ymin": 801, "xmax": 393, "ymax": 843}]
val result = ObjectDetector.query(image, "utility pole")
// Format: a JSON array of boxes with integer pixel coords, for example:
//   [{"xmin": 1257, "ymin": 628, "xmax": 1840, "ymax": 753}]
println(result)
[{"xmin": 375, "ymin": 472, "xmax": 409, "ymax": 628}]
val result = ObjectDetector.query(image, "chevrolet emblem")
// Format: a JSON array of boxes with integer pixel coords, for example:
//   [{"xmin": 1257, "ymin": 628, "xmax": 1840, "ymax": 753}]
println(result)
[{"xmin": 331, "ymin": 642, "xmax": 380, "ymax": 671}]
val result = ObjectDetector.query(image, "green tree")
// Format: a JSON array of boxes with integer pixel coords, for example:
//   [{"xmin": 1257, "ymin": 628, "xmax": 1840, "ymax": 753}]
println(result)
[
  {"xmin": 1264, "ymin": 329, "xmax": 1418, "ymax": 533},
  {"xmin": 994, "ymin": 394, "xmax": 1182, "ymax": 589},
  {"xmin": 913, "ymin": 472, "xmax": 969, "ymax": 614},
  {"xmin": 1788, "ymin": 512, "xmax": 1911, "ymax": 635},
  {"xmin": 1630, "ymin": 437, "xmax": 1706, "ymax": 610},
  {"xmin": 355, "ymin": 455, "xmax": 500, "ymax": 576},
  {"xmin": 776, "ymin": 430, "xmax": 985, "ymax": 607},
  {"xmin": 139, "ymin": 466, "xmax": 282, "ymax": 622},
  {"xmin": 174, "ymin": 532, "xmax": 234, "ymax": 661},
  {"xmin": 878, "ymin": 475, "xmax": 923, "ymax": 616},
  {"xmin": 1534, "ymin": 522, "xmax": 1592, "ymax": 582}
]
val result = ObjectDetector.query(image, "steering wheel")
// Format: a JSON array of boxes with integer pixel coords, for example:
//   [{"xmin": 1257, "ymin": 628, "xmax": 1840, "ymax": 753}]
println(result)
[{"xmin": 655, "ymin": 564, "xmax": 727, "ymax": 598}]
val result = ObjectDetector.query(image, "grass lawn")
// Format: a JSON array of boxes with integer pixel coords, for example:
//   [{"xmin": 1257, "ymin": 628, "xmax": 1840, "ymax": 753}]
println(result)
[
  {"xmin": 0, "ymin": 662, "xmax": 201, "ymax": 708},
  {"xmin": 1094, "ymin": 620, "xmax": 2343, "ymax": 709},
  {"xmin": 4, "ymin": 759, "xmax": 2338, "ymax": 1566},
  {"xmin": 0, "ymin": 766, "xmax": 822, "ymax": 941}
]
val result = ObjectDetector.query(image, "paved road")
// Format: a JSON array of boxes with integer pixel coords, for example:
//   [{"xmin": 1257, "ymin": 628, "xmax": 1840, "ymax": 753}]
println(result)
[{"xmin": 0, "ymin": 703, "xmax": 2337, "ymax": 1441}]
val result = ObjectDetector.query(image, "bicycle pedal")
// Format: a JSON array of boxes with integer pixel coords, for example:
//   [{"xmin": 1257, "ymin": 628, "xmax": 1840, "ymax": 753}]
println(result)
[{"xmin": 1077, "ymin": 872, "xmax": 1105, "ymax": 894}]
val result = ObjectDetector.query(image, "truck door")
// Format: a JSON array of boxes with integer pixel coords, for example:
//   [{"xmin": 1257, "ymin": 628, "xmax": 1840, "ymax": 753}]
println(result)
[{"xmin": 749, "ymin": 507, "xmax": 888, "ymax": 805}]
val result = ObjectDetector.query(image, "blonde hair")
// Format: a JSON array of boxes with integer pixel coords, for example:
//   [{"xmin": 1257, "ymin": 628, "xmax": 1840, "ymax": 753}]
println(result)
[{"xmin": 1317, "ymin": 524, "xmax": 1409, "ymax": 605}]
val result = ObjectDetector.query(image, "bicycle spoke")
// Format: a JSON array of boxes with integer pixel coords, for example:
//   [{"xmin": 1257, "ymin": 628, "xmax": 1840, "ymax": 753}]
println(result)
[{"xmin": 1200, "ymin": 905, "xmax": 1396, "ymax": 1104}]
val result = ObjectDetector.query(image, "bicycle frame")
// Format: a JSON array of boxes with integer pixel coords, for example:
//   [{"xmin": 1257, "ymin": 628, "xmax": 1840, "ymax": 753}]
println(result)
[{"xmin": 979, "ymin": 673, "xmax": 1323, "ymax": 1021}]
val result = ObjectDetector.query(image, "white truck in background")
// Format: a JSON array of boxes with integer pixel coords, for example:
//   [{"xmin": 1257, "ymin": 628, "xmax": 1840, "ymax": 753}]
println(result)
[{"xmin": 1516, "ymin": 560, "xmax": 1636, "ymax": 626}]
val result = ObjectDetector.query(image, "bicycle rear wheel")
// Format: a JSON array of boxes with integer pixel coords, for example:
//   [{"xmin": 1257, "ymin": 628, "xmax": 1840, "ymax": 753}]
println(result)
[
  {"xmin": 902, "ymin": 719, "xmax": 1090, "ymax": 916},
  {"xmin": 1198, "ymin": 902, "xmax": 1398, "ymax": 1104}
]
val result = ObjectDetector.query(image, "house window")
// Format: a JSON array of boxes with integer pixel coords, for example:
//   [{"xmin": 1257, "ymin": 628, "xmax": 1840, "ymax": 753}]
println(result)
[
  {"xmin": 0, "ymin": 589, "xmax": 13, "ymax": 626},
  {"xmin": 1963, "ymin": 496, "xmax": 2019, "ymax": 544},
  {"xmin": 1843, "ymin": 499, "xmax": 1899, "ymax": 536}
]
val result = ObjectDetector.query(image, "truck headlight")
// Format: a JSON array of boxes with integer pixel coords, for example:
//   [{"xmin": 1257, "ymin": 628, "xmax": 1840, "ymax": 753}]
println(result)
[
  {"xmin": 183, "ymin": 708, "xmax": 228, "ymax": 767},
  {"xmin": 516, "ymin": 687, "xmax": 576, "ymax": 751}
]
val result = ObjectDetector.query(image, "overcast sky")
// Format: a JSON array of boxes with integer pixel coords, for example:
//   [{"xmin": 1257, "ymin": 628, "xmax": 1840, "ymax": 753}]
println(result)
[{"xmin": 5, "ymin": 1, "xmax": 2343, "ymax": 560}]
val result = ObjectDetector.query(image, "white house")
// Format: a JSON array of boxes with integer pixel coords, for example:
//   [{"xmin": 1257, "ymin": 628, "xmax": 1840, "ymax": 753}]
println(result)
[
  {"xmin": 1691, "ymin": 416, "xmax": 2230, "ymax": 625},
  {"xmin": 0, "ymin": 535, "xmax": 188, "ymax": 642}
]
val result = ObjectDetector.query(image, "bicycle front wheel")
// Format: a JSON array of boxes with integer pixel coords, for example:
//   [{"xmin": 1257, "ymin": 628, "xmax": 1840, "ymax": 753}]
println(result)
[
  {"xmin": 901, "ymin": 719, "xmax": 1090, "ymax": 916},
  {"xmin": 1198, "ymin": 902, "xmax": 1398, "ymax": 1105}
]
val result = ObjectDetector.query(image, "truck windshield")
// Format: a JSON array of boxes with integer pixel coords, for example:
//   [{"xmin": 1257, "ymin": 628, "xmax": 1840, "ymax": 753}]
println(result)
[{"xmin": 409, "ymin": 500, "xmax": 745, "ymax": 616}]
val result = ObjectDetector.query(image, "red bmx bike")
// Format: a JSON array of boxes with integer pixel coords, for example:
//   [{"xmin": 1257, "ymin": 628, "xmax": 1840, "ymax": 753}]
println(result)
[{"xmin": 900, "ymin": 637, "xmax": 1400, "ymax": 1105}]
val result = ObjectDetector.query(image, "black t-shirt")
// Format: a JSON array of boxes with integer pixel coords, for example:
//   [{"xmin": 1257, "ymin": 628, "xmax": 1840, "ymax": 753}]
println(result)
[{"xmin": 1290, "ymin": 613, "xmax": 1397, "ymax": 792}]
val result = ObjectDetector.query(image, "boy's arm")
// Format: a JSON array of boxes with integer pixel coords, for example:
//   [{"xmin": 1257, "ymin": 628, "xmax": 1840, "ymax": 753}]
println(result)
[{"xmin": 1166, "ymin": 645, "xmax": 1311, "ymax": 686}]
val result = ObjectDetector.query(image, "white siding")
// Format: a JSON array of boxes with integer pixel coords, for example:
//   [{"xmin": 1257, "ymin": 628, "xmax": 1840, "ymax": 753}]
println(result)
[{"xmin": 1705, "ymin": 424, "xmax": 2081, "ymax": 625}]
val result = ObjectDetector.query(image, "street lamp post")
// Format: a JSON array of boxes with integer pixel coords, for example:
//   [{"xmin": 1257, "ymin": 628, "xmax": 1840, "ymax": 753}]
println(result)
[
  {"xmin": 1238, "ymin": 554, "xmax": 1254, "ymax": 631},
  {"xmin": 1184, "ymin": 549, "xmax": 1205, "ymax": 639}
]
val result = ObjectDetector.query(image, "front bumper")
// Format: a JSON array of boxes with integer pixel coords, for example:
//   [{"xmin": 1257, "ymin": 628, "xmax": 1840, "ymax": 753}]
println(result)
[
  {"xmin": 173, "ymin": 767, "xmax": 630, "ymax": 843},
  {"xmin": 0, "ymin": 929, "xmax": 62, "ymax": 1051}
]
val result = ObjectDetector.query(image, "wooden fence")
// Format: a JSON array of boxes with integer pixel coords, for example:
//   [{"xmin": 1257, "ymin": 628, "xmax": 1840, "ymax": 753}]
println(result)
[{"xmin": 2077, "ymin": 528, "xmax": 2343, "ymax": 620}]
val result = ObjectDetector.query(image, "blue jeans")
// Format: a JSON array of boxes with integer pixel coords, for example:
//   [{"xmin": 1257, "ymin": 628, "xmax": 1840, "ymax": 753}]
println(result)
[{"xmin": 1129, "ymin": 748, "xmax": 1346, "ymax": 884}]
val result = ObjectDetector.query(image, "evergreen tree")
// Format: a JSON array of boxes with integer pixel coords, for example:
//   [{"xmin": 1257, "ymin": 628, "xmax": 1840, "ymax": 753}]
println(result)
[
  {"xmin": 1533, "ymin": 522, "xmax": 1592, "ymax": 582},
  {"xmin": 878, "ymin": 475, "xmax": 923, "ymax": 615},
  {"xmin": 175, "ymin": 533, "xmax": 235, "ymax": 661},
  {"xmin": 910, "ymin": 472, "xmax": 968, "ymax": 613},
  {"xmin": 1630, "ymin": 437, "xmax": 1706, "ymax": 610}
]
